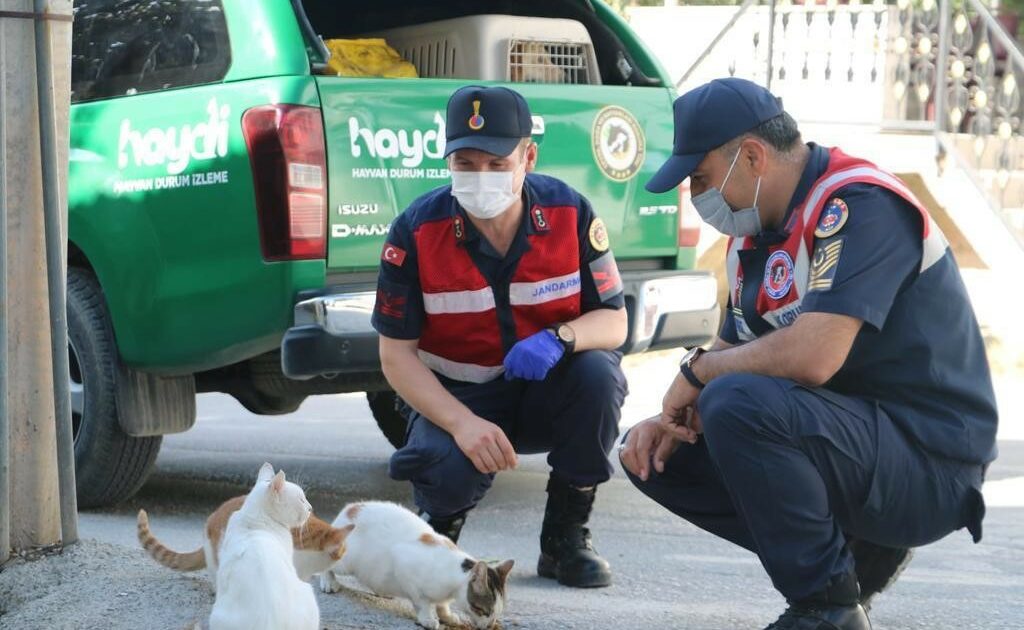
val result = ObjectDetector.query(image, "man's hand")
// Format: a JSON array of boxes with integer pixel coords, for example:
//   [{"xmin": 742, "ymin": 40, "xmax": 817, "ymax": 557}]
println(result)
[
  {"xmin": 619, "ymin": 417, "xmax": 686, "ymax": 482},
  {"xmin": 451, "ymin": 416, "xmax": 518, "ymax": 474},
  {"xmin": 503, "ymin": 330, "xmax": 564, "ymax": 380},
  {"xmin": 662, "ymin": 372, "xmax": 701, "ymax": 426}
]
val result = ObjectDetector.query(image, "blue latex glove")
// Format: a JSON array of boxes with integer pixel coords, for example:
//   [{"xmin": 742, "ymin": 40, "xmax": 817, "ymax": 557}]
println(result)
[{"xmin": 503, "ymin": 329, "xmax": 564, "ymax": 381}]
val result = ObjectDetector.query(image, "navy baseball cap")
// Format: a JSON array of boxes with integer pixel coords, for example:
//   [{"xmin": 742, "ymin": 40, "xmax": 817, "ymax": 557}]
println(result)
[
  {"xmin": 646, "ymin": 78, "xmax": 784, "ymax": 193},
  {"xmin": 444, "ymin": 85, "xmax": 533, "ymax": 158}
]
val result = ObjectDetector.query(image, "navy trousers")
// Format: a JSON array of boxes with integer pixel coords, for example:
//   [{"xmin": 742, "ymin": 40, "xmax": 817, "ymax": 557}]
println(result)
[
  {"xmin": 625, "ymin": 373, "xmax": 985, "ymax": 602},
  {"xmin": 390, "ymin": 350, "xmax": 627, "ymax": 519}
]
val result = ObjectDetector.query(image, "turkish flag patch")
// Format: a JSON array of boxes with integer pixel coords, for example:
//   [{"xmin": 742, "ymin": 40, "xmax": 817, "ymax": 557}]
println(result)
[{"xmin": 381, "ymin": 243, "xmax": 407, "ymax": 266}]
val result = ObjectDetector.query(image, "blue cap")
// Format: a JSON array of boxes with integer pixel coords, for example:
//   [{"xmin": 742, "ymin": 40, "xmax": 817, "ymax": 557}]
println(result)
[
  {"xmin": 444, "ymin": 86, "xmax": 533, "ymax": 158},
  {"xmin": 645, "ymin": 78, "xmax": 784, "ymax": 193}
]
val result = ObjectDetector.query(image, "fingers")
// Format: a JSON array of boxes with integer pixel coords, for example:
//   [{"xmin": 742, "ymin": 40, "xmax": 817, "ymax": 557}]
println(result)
[
  {"xmin": 659, "ymin": 407, "xmax": 697, "ymax": 444},
  {"xmin": 474, "ymin": 449, "xmax": 500, "ymax": 475},
  {"xmin": 495, "ymin": 432, "xmax": 519, "ymax": 469},
  {"xmin": 632, "ymin": 422, "xmax": 658, "ymax": 482},
  {"xmin": 653, "ymin": 434, "xmax": 681, "ymax": 474}
]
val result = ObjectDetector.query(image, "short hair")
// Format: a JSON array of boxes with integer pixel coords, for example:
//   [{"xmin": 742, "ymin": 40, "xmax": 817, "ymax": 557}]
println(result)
[{"xmin": 721, "ymin": 112, "xmax": 802, "ymax": 156}]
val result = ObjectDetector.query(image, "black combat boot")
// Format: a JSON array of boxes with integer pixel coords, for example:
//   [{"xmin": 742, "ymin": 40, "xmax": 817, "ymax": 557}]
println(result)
[
  {"xmin": 537, "ymin": 474, "xmax": 612, "ymax": 588},
  {"xmin": 764, "ymin": 572, "xmax": 872, "ymax": 630},
  {"xmin": 848, "ymin": 538, "xmax": 914, "ymax": 610},
  {"xmin": 421, "ymin": 510, "xmax": 468, "ymax": 544}
]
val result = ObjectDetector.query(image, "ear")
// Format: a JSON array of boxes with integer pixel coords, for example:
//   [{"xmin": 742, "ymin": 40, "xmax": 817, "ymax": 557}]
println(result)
[
  {"xmin": 495, "ymin": 559, "xmax": 514, "ymax": 583},
  {"xmin": 257, "ymin": 462, "xmax": 275, "ymax": 483},
  {"xmin": 471, "ymin": 561, "xmax": 489, "ymax": 594},
  {"xmin": 524, "ymin": 141, "xmax": 538, "ymax": 173},
  {"xmin": 270, "ymin": 470, "xmax": 286, "ymax": 494},
  {"xmin": 740, "ymin": 138, "xmax": 769, "ymax": 177}
]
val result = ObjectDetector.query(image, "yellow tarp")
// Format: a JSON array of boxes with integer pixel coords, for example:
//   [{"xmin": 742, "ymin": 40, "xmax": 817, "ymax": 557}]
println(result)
[{"xmin": 324, "ymin": 38, "xmax": 418, "ymax": 78}]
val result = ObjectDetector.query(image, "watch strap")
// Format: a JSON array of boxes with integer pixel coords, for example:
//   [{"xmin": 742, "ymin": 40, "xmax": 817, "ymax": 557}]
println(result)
[{"xmin": 679, "ymin": 348, "xmax": 706, "ymax": 389}]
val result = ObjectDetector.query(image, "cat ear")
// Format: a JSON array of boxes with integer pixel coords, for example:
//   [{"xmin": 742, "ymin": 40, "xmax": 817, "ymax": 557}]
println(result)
[
  {"xmin": 340, "ymin": 523, "xmax": 355, "ymax": 538},
  {"xmin": 495, "ymin": 559, "xmax": 515, "ymax": 583},
  {"xmin": 257, "ymin": 462, "xmax": 275, "ymax": 483},
  {"xmin": 270, "ymin": 470, "xmax": 286, "ymax": 493}
]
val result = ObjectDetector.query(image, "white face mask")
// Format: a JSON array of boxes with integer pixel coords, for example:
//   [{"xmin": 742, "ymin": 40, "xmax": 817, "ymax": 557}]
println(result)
[
  {"xmin": 451, "ymin": 163, "xmax": 523, "ymax": 220},
  {"xmin": 691, "ymin": 148, "xmax": 762, "ymax": 237}
]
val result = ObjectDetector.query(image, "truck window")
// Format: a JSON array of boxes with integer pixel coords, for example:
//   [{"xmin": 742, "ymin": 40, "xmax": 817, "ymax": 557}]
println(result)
[
  {"xmin": 71, "ymin": 0, "xmax": 232, "ymax": 103},
  {"xmin": 300, "ymin": 0, "xmax": 662, "ymax": 87}
]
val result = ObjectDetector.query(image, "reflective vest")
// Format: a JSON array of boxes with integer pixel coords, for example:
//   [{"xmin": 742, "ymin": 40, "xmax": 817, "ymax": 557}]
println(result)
[
  {"xmin": 414, "ymin": 206, "xmax": 582, "ymax": 383},
  {"xmin": 726, "ymin": 147, "xmax": 949, "ymax": 340}
]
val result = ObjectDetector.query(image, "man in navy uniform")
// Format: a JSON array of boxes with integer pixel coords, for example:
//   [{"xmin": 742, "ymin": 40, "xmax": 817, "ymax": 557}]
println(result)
[
  {"xmin": 621, "ymin": 78, "xmax": 997, "ymax": 629},
  {"xmin": 371, "ymin": 85, "xmax": 628, "ymax": 588}
]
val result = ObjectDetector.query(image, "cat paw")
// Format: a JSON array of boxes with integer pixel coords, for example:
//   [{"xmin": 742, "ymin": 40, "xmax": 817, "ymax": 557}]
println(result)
[
  {"xmin": 318, "ymin": 571, "xmax": 342, "ymax": 594},
  {"xmin": 436, "ymin": 604, "xmax": 464, "ymax": 627}
]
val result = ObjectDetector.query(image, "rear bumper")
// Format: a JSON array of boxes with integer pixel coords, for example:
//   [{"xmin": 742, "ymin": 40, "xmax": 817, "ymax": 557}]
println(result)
[
  {"xmin": 619, "ymin": 269, "xmax": 719, "ymax": 354},
  {"xmin": 281, "ymin": 269, "xmax": 719, "ymax": 380}
]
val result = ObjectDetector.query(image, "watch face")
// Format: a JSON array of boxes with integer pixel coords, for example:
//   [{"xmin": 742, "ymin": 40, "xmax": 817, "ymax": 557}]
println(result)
[{"xmin": 558, "ymin": 325, "xmax": 576, "ymax": 343}]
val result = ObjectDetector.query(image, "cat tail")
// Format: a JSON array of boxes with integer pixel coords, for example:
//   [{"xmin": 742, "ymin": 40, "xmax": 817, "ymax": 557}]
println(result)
[{"xmin": 137, "ymin": 509, "xmax": 206, "ymax": 572}]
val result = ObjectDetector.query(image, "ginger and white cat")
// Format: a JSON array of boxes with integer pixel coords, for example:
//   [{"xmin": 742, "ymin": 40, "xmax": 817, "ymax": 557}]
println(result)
[
  {"xmin": 138, "ymin": 495, "xmax": 351, "ymax": 583},
  {"xmin": 319, "ymin": 501, "xmax": 513, "ymax": 630},
  {"xmin": 207, "ymin": 463, "xmax": 319, "ymax": 630}
]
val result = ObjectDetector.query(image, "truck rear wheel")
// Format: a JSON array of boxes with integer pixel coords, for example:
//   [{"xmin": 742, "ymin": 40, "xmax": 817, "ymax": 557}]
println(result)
[
  {"xmin": 68, "ymin": 268, "xmax": 162, "ymax": 508},
  {"xmin": 366, "ymin": 390, "xmax": 408, "ymax": 449}
]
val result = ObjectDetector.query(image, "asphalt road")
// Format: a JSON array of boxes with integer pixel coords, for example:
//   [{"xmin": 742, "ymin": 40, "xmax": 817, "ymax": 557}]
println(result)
[{"xmin": 75, "ymin": 363, "xmax": 1024, "ymax": 630}]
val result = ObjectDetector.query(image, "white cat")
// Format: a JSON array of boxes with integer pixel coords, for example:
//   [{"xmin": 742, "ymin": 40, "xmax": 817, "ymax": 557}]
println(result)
[
  {"xmin": 208, "ymin": 463, "xmax": 319, "ymax": 630},
  {"xmin": 319, "ymin": 501, "xmax": 514, "ymax": 630}
]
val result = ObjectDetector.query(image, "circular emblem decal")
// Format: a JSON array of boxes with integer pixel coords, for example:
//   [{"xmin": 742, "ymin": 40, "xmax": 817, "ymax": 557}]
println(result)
[
  {"xmin": 592, "ymin": 106, "xmax": 645, "ymax": 182},
  {"xmin": 814, "ymin": 198, "xmax": 849, "ymax": 238},
  {"xmin": 763, "ymin": 250, "xmax": 795, "ymax": 300},
  {"xmin": 588, "ymin": 217, "xmax": 610, "ymax": 252}
]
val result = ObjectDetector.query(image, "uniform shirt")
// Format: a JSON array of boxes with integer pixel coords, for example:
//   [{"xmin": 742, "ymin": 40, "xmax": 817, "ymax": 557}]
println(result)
[
  {"xmin": 372, "ymin": 172, "xmax": 624, "ymax": 352},
  {"xmin": 721, "ymin": 143, "xmax": 998, "ymax": 465}
]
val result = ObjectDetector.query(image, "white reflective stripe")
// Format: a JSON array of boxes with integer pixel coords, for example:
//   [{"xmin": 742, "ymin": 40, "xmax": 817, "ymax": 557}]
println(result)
[
  {"xmin": 725, "ymin": 237, "xmax": 743, "ymax": 306},
  {"xmin": 794, "ymin": 237, "xmax": 811, "ymax": 298},
  {"xmin": 422, "ymin": 287, "xmax": 496, "ymax": 315},
  {"xmin": 801, "ymin": 166, "xmax": 949, "ymax": 273},
  {"xmin": 801, "ymin": 167, "xmax": 890, "ymax": 224},
  {"xmin": 922, "ymin": 215, "xmax": 949, "ymax": 272},
  {"xmin": 509, "ymin": 270, "xmax": 581, "ymax": 306},
  {"xmin": 417, "ymin": 350, "xmax": 504, "ymax": 384}
]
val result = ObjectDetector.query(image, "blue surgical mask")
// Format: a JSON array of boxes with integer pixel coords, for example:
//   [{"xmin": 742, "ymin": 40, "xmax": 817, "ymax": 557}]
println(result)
[{"xmin": 691, "ymin": 148, "xmax": 762, "ymax": 237}]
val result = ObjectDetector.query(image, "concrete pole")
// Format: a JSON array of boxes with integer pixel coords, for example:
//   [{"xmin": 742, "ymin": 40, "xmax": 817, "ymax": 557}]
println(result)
[
  {"xmin": 1, "ymin": 0, "xmax": 62, "ymax": 553},
  {"xmin": 0, "ymin": 5, "xmax": 9, "ymax": 565},
  {"xmin": 34, "ymin": 0, "xmax": 77, "ymax": 546}
]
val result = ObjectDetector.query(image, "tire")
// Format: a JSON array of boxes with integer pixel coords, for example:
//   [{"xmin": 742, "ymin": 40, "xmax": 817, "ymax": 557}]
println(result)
[
  {"xmin": 366, "ymin": 390, "xmax": 408, "ymax": 449},
  {"xmin": 68, "ymin": 267, "xmax": 162, "ymax": 508}
]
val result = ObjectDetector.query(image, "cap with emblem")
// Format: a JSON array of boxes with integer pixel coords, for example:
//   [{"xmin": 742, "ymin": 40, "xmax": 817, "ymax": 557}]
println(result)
[
  {"xmin": 646, "ymin": 78, "xmax": 784, "ymax": 193},
  {"xmin": 444, "ymin": 85, "xmax": 533, "ymax": 158}
]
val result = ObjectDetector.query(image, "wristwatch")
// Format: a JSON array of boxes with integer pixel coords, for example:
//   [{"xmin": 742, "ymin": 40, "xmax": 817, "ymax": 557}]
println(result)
[
  {"xmin": 549, "ymin": 324, "xmax": 576, "ymax": 355},
  {"xmin": 679, "ymin": 346, "xmax": 706, "ymax": 389}
]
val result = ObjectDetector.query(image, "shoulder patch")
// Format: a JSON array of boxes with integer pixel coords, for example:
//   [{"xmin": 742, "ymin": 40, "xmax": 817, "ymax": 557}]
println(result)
[
  {"xmin": 808, "ymin": 238, "xmax": 844, "ymax": 292},
  {"xmin": 531, "ymin": 206, "xmax": 550, "ymax": 232},
  {"xmin": 815, "ymin": 198, "xmax": 849, "ymax": 238},
  {"xmin": 589, "ymin": 252, "xmax": 623, "ymax": 302},
  {"xmin": 381, "ymin": 243, "xmax": 407, "ymax": 266},
  {"xmin": 588, "ymin": 217, "xmax": 610, "ymax": 252}
]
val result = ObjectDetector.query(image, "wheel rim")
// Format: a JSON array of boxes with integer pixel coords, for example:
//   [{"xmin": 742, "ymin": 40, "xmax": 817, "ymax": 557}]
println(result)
[{"xmin": 68, "ymin": 339, "xmax": 84, "ymax": 444}]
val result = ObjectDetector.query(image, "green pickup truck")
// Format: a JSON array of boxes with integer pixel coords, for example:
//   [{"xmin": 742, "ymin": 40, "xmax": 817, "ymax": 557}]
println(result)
[{"xmin": 67, "ymin": 0, "xmax": 718, "ymax": 506}]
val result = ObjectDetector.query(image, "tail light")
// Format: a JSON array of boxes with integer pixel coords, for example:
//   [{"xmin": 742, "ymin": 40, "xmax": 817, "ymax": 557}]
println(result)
[
  {"xmin": 242, "ymin": 105, "xmax": 327, "ymax": 261},
  {"xmin": 678, "ymin": 180, "xmax": 701, "ymax": 248}
]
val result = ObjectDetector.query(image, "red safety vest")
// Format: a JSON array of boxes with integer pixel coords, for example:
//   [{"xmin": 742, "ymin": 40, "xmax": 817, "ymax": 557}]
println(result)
[
  {"xmin": 726, "ymin": 147, "xmax": 949, "ymax": 340},
  {"xmin": 414, "ymin": 206, "xmax": 582, "ymax": 382}
]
